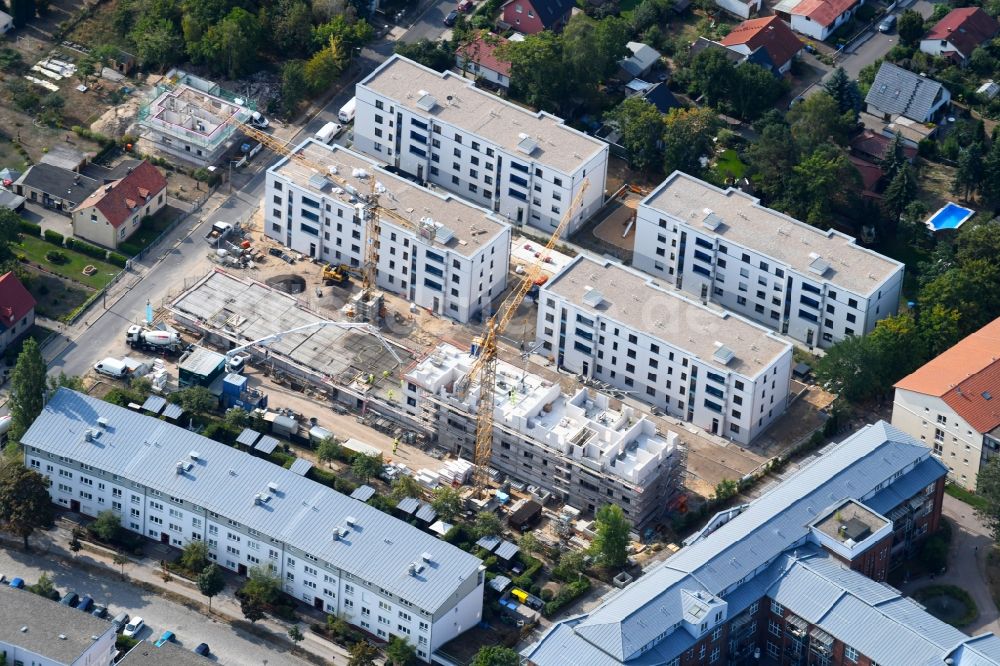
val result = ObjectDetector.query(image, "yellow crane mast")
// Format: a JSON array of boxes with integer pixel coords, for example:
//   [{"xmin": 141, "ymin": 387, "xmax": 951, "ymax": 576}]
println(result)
[{"xmin": 464, "ymin": 181, "xmax": 589, "ymax": 496}]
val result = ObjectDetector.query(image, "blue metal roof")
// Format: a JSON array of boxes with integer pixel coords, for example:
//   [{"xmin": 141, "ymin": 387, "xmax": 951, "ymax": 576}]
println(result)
[
  {"xmin": 162, "ymin": 403, "xmax": 183, "ymax": 420},
  {"xmin": 494, "ymin": 540, "xmax": 520, "ymax": 560},
  {"xmin": 396, "ymin": 497, "xmax": 419, "ymax": 514},
  {"xmin": 414, "ymin": 504, "xmax": 437, "ymax": 523},
  {"xmin": 288, "ymin": 458, "xmax": 313, "ymax": 476},
  {"xmin": 142, "ymin": 395, "xmax": 166, "ymax": 414},
  {"xmin": 23, "ymin": 390, "xmax": 482, "ymax": 614},
  {"xmin": 476, "ymin": 535, "xmax": 501, "ymax": 552},
  {"xmin": 236, "ymin": 428, "xmax": 261, "ymax": 447},
  {"xmin": 866, "ymin": 456, "xmax": 947, "ymax": 515},
  {"xmin": 350, "ymin": 485, "xmax": 376, "ymax": 502},
  {"xmin": 254, "ymin": 436, "xmax": 279, "ymax": 454}
]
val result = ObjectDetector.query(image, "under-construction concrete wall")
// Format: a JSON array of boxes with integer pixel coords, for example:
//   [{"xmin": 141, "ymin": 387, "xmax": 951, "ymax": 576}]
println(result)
[{"xmin": 138, "ymin": 70, "xmax": 253, "ymax": 167}]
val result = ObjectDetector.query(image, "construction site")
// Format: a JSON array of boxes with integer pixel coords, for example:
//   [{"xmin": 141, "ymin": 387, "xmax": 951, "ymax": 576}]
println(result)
[{"xmin": 137, "ymin": 69, "xmax": 256, "ymax": 167}]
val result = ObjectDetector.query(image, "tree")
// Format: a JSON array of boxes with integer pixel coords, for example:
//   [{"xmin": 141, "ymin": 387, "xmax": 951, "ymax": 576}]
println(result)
[
  {"xmin": 977, "ymin": 456, "xmax": 1000, "ymax": 541},
  {"xmin": 171, "ymin": 385, "xmax": 216, "ymax": 415},
  {"xmin": 823, "ymin": 67, "xmax": 862, "ymax": 119},
  {"xmin": 287, "ymin": 623, "xmax": 305, "ymax": 646},
  {"xmin": 746, "ymin": 122, "xmax": 799, "ymax": 204},
  {"xmin": 787, "ymin": 92, "xmax": 854, "ymax": 153},
  {"xmin": 662, "ymin": 107, "xmax": 718, "ymax": 176},
  {"xmin": 395, "ymin": 39, "xmax": 454, "ymax": 72},
  {"xmin": 729, "ymin": 62, "xmax": 787, "ymax": 121},
  {"xmin": 882, "ymin": 163, "xmax": 917, "ymax": 224},
  {"xmin": 471, "ymin": 645, "xmax": 521, "ymax": 666},
  {"xmin": 591, "ymin": 503, "xmax": 630, "ymax": 569},
  {"xmin": 281, "ymin": 60, "xmax": 308, "ymax": 117},
  {"xmin": 881, "ymin": 132, "xmax": 909, "ymax": 182},
  {"xmin": 714, "ymin": 478, "xmax": 738, "ymax": 502},
  {"xmin": 386, "ymin": 635, "xmax": 416, "ymax": 666},
  {"xmin": 561, "ymin": 14, "xmax": 629, "ymax": 97},
  {"xmin": 919, "ymin": 259, "xmax": 1000, "ymax": 340},
  {"xmin": 789, "ymin": 144, "xmax": 860, "ymax": 227},
  {"xmin": 130, "ymin": 17, "xmax": 183, "ymax": 70},
  {"xmin": 304, "ymin": 37, "xmax": 347, "ymax": 94},
  {"xmin": 223, "ymin": 407, "xmax": 250, "ymax": 431},
  {"xmin": 607, "ymin": 97, "xmax": 664, "ymax": 171},
  {"xmin": 48, "ymin": 372, "xmax": 84, "ymax": 392},
  {"xmin": 240, "ymin": 595, "xmax": 266, "ymax": 623},
  {"xmin": 981, "ymin": 142, "xmax": 1000, "ymax": 206},
  {"xmin": 89, "ymin": 510, "xmax": 123, "ymax": 543},
  {"xmin": 242, "ymin": 566, "xmax": 281, "ymax": 606},
  {"xmin": 348, "ymin": 640, "xmax": 378, "ymax": 666},
  {"xmin": 180, "ymin": 539, "xmax": 210, "ymax": 574},
  {"xmin": 9, "ymin": 0, "xmax": 33, "ymax": 28},
  {"xmin": 28, "ymin": 573, "xmax": 59, "ymax": 600},
  {"xmin": 197, "ymin": 564, "xmax": 225, "ymax": 613},
  {"xmin": 519, "ymin": 532, "xmax": 540, "ymax": 556},
  {"xmin": 0, "ymin": 461, "xmax": 53, "ymax": 550},
  {"xmin": 954, "ymin": 143, "xmax": 985, "ymax": 199},
  {"xmin": 814, "ymin": 334, "xmax": 882, "ymax": 402},
  {"xmin": 430, "ymin": 486, "xmax": 464, "ymax": 521},
  {"xmin": 192, "ymin": 7, "xmax": 262, "ymax": 79},
  {"xmin": 502, "ymin": 31, "xmax": 566, "ymax": 113},
  {"xmin": 317, "ymin": 436, "xmax": 342, "ymax": 467},
  {"xmin": 919, "ymin": 303, "xmax": 962, "ymax": 358},
  {"xmin": 270, "ymin": 0, "xmax": 313, "ymax": 57},
  {"xmin": 351, "ymin": 452, "xmax": 384, "ymax": 482},
  {"xmin": 956, "ymin": 218, "xmax": 1000, "ymax": 265},
  {"xmin": 9, "ymin": 337, "xmax": 47, "ymax": 443},
  {"xmin": 391, "ymin": 474, "xmax": 422, "ymax": 502},
  {"xmin": 113, "ymin": 551, "xmax": 130, "ymax": 579},
  {"xmin": 473, "ymin": 510, "xmax": 502, "ymax": 539},
  {"xmin": 898, "ymin": 10, "xmax": 925, "ymax": 46},
  {"xmin": 688, "ymin": 48, "xmax": 735, "ymax": 109}
]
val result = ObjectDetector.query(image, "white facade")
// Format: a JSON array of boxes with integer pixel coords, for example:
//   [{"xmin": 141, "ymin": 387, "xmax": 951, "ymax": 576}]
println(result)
[
  {"xmin": 455, "ymin": 56, "xmax": 510, "ymax": 89},
  {"xmin": 264, "ymin": 140, "xmax": 511, "ymax": 323},
  {"xmin": 402, "ymin": 344, "xmax": 682, "ymax": 527},
  {"xmin": 790, "ymin": 10, "xmax": 852, "ymax": 41},
  {"xmin": 891, "ymin": 389, "xmax": 996, "ymax": 490},
  {"xmin": 0, "ymin": 10, "xmax": 13, "ymax": 33},
  {"xmin": 632, "ymin": 172, "xmax": 904, "ymax": 350},
  {"xmin": 536, "ymin": 256, "xmax": 793, "ymax": 445},
  {"xmin": 920, "ymin": 37, "xmax": 964, "ymax": 59},
  {"xmin": 353, "ymin": 55, "xmax": 608, "ymax": 237},
  {"xmin": 716, "ymin": 0, "xmax": 761, "ymax": 19},
  {"xmin": 23, "ymin": 390, "xmax": 485, "ymax": 663}
]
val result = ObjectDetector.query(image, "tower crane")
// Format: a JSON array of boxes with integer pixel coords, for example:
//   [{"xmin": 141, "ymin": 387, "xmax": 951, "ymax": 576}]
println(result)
[
  {"xmin": 232, "ymin": 121, "xmax": 422, "ymax": 316},
  {"xmin": 462, "ymin": 181, "xmax": 589, "ymax": 496}
]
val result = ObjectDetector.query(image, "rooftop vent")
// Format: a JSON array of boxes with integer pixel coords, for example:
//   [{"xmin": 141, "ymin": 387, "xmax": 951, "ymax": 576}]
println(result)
[
  {"xmin": 346, "ymin": 516, "xmax": 357, "ymax": 527},
  {"xmin": 267, "ymin": 481, "xmax": 279, "ymax": 493},
  {"xmin": 808, "ymin": 253, "xmax": 831, "ymax": 276},
  {"xmin": 984, "ymin": 391, "xmax": 993, "ymax": 401},
  {"xmin": 516, "ymin": 134, "xmax": 539, "ymax": 156},
  {"xmin": 416, "ymin": 92, "xmax": 438, "ymax": 112},
  {"xmin": 189, "ymin": 451, "xmax": 200, "ymax": 460},
  {"xmin": 702, "ymin": 209, "xmax": 723, "ymax": 231},
  {"xmin": 176, "ymin": 461, "xmax": 185, "ymax": 474},
  {"xmin": 58, "ymin": 634, "xmax": 67, "ymax": 640},
  {"xmin": 20, "ymin": 626, "xmax": 27, "ymax": 633},
  {"xmin": 97, "ymin": 417, "xmax": 110, "ymax": 429},
  {"xmin": 582, "ymin": 287, "xmax": 604, "ymax": 308},
  {"xmin": 713, "ymin": 343, "xmax": 735, "ymax": 365},
  {"xmin": 84, "ymin": 429, "xmax": 94, "ymax": 442},
  {"xmin": 308, "ymin": 173, "xmax": 330, "ymax": 191},
  {"xmin": 422, "ymin": 552, "xmax": 434, "ymax": 563}
]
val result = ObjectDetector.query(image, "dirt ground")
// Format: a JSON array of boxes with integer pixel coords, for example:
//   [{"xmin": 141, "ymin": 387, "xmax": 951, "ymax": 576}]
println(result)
[
  {"xmin": 591, "ymin": 195, "xmax": 638, "ymax": 251},
  {"xmin": 749, "ymin": 382, "xmax": 837, "ymax": 458},
  {"xmin": 918, "ymin": 160, "xmax": 964, "ymax": 215}
]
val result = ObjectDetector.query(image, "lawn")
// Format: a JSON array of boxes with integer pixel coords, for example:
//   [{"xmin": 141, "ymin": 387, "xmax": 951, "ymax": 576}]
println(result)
[
  {"xmin": 714, "ymin": 149, "xmax": 747, "ymax": 181},
  {"xmin": 18, "ymin": 235, "xmax": 121, "ymax": 290},
  {"xmin": 117, "ymin": 206, "xmax": 182, "ymax": 258},
  {"xmin": 24, "ymin": 271, "xmax": 91, "ymax": 321},
  {"xmin": 618, "ymin": 0, "xmax": 643, "ymax": 19}
]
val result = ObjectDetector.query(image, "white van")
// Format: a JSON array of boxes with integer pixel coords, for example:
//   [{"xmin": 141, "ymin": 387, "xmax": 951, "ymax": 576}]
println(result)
[
  {"xmin": 94, "ymin": 358, "xmax": 128, "ymax": 378},
  {"xmin": 314, "ymin": 121, "xmax": 343, "ymax": 145},
  {"xmin": 338, "ymin": 97, "xmax": 356, "ymax": 123}
]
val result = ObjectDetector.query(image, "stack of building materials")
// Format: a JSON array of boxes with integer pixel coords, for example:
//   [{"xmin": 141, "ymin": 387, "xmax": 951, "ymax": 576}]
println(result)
[
  {"xmin": 415, "ymin": 468, "xmax": 441, "ymax": 489},
  {"xmin": 437, "ymin": 459, "xmax": 474, "ymax": 486}
]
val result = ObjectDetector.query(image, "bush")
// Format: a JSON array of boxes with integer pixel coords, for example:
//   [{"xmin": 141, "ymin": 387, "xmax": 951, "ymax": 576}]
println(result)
[
  {"xmin": 107, "ymin": 252, "xmax": 128, "ymax": 268},
  {"xmin": 18, "ymin": 220, "xmax": 41, "ymax": 237},
  {"xmin": 65, "ymin": 238, "xmax": 107, "ymax": 260},
  {"xmin": 45, "ymin": 250, "xmax": 68, "ymax": 264},
  {"xmin": 543, "ymin": 578, "xmax": 591, "ymax": 617},
  {"xmin": 43, "ymin": 229, "xmax": 64, "ymax": 246}
]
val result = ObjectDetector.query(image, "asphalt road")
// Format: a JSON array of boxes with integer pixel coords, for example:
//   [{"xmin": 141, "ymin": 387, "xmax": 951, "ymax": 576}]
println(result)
[
  {"xmin": 839, "ymin": 0, "xmax": 938, "ymax": 80},
  {"xmin": 0, "ymin": 544, "xmax": 306, "ymax": 665}
]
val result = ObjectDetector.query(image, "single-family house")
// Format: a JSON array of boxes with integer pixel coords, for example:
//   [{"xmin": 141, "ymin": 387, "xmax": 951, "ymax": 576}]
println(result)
[
  {"xmin": 691, "ymin": 35, "xmax": 777, "ymax": 72},
  {"xmin": 619, "ymin": 41, "xmax": 662, "ymax": 80},
  {"xmin": 850, "ymin": 130, "xmax": 917, "ymax": 164},
  {"xmin": 920, "ymin": 7, "xmax": 999, "ymax": 64},
  {"xmin": 500, "ymin": 0, "xmax": 575, "ymax": 34},
  {"xmin": 713, "ymin": 0, "xmax": 761, "ymax": 19},
  {"xmin": 849, "ymin": 155, "xmax": 884, "ymax": 199},
  {"xmin": 0, "ymin": 10, "xmax": 13, "ymax": 33},
  {"xmin": 642, "ymin": 82, "xmax": 681, "ymax": 113},
  {"xmin": 790, "ymin": 0, "xmax": 861, "ymax": 41},
  {"xmin": 720, "ymin": 15, "xmax": 804, "ymax": 74},
  {"xmin": 71, "ymin": 161, "xmax": 168, "ymax": 250},
  {"xmin": 865, "ymin": 62, "xmax": 951, "ymax": 123},
  {"xmin": 456, "ymin": 33, "xmax": 512, "ymax": 89},
  {"xmin": 0, "ymin": 272, "xmax": 36, "ymax": 356},
  {"xmin": 13, "ymin": 164, "xmax": 99, "ymax": 214}
]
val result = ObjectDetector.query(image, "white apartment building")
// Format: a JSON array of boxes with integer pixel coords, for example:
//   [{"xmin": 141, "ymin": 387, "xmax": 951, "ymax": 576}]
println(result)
[
  {"xmin": 353, "ymin": 55, "xmax": 608, "ymax": 237},
  {"xmin": 22, "ymin": 389, "xmax": 485, "ymax": 663},
  {"xmin": 537, "ymin": 256, "xmax": 793, "ymax": 445},
  {"xmin": 892, "ymin": 317, "xmax": 1000, "ymax": 490},
  {"xmin": 265, "ymin": 140, "xmax": 511, "ymax": 323},
  {"xmin": 632, "ymin": 171, "xmax": 905, "ymax": 349},
  {"xmin": 401, "ymin": 344, "xmax": 683, "ymax": 528}
]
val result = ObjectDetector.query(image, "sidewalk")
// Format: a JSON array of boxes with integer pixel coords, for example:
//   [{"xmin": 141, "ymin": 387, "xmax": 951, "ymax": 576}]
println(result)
[{"xmin": 8, "ymin": 519, "xmax": 361, "ymax": 665}]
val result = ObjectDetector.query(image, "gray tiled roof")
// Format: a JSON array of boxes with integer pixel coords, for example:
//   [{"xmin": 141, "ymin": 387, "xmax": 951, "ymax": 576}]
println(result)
[
  {"xmin": 0, "ymin": 585, "xmax": 116, "ymax": 664},
  {"xmin": 865, "ymin": 62, "xmax": 947, "ymax": 121},
  {"xmin": 523, "ymin": 422, "xmax": 966, "ymax": 664},
  {"xmin": 22, "ymin": 390, "xmax": 482, "ymax": 614}
]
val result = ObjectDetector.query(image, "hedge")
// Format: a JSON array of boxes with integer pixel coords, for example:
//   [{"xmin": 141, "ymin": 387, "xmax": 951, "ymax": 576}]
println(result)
[
  {"xmin": 107, "ymin": 252, "xmax": 128, "ymax": 268},
  {"xmin": 543, "ymin": 578, "xmax": 591, "ymax": 617},
  {"xmin": 43, "ymin": 229, "xmax": 64, "ymax": 245},
  {"xmin": 18, "ymin": 220, "xmax": 41, "ymax": 237},
  {"xmin": 66, "ymin": 237, "xmax": 108, "ymax": 260}
]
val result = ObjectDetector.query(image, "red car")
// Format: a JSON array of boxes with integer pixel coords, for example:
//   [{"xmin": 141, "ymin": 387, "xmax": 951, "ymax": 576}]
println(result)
[{"xmin": 457, "ymin": 0, "xmax": 473, "ymax": 11}]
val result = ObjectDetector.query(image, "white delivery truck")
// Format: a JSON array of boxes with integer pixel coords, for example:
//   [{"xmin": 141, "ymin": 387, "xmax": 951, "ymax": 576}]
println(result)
[
  {"xmin": 94, "ymin": 358, "xmax": 128, "ymax": 378},
  {"xmin": 338, "ymin": 97, "xmax": 356, "ymax": 123},
  {"xmin": 314, "ymin": 121, "xmax": 343, "ymax": 145}
]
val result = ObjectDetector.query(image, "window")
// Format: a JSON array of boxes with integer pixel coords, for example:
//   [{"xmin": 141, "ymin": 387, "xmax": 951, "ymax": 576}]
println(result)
[
  {"xmin": 768, "ymin": 619, "xmax": 781, "ymax": 637},
  {"xmin": 771, "ymin": 600, "xmax": 783, "ymax": 615},
  {"xmin": 845, "ymin": 646, "xmax": 858, "ymax": 662}
]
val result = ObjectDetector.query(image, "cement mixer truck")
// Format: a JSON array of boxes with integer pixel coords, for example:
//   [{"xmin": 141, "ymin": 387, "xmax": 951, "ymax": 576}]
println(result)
[{"xmin": 126, "ymin": 325, "xmax": 182, "ymax": 354}]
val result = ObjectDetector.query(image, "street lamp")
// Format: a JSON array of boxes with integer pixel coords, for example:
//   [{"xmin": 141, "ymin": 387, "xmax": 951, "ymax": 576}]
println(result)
[{"xmin": 228, "ymin": 159, "xmax": 241, "ymax": 194}]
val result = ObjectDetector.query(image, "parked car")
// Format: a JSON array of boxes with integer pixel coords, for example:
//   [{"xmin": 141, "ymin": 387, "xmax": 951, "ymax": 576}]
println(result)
[
  {"xmin": 60, "ymin": 592, "xmax": 80, "ymax": 608},
  {"xmin": 76, "ymin": 595, "xmax": 94, "ymax": 612},
  {"xmin": 444, "ymin": 9, "xmax": 459, "ymax": 25},
  {"xmin": 194, "ymin": 643, "xmax": 211, "ymax": 657},
  {"xmin": 92, "ymin": 604, "xmax": 108, "ymax": 619},
  {"xmin": 267, "ymin": 247, "xmax": 283, "ymax": 258},
  {"xmin": 122, "ymin": 617, "xmax": 144, "ymax": 639},
  {"xmin": 8, "ymin": 577, "xmax": 23, "ymax": 589},
  {"xmin": 0, "ymin": 575, "xmax": 6, "ymax": 584},
  {"xmin": 878, "ymin": 14, "xmax": 896, "ymax": 32},
  {"xmin": 154, "ymin": 630, "xmax": 175, "ymax": 647},
  {"xmin": 111, "ymin": 612, "xmax": 130, "ymax": 633},
  {"xmin": 457, "ymin": 0, "xmax": 473, "ymax": 11}
]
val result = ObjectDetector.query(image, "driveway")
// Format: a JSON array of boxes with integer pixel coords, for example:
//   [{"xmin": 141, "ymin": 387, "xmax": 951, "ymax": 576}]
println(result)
[
  {"xmin": 20, "ymin": 200, "xmax": 75, "ymax": 238},
  {"xmin": 902, "ymin": 494, "xmax": 1000, "ymax": 637}
]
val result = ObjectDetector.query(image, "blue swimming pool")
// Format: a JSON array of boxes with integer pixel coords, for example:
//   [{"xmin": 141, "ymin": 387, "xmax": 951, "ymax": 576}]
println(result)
[{"xmin": 926, "ymin": 202, "xmax": 975, "ymax": 231}]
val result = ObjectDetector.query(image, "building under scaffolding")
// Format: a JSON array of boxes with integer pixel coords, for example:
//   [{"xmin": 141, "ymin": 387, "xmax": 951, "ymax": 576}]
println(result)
[
  {"xmin": 168, "ymin": 270, "xmax": 406, "ymax": 410},
  {"xmin": 138, "ymin": 69, "xmax": 254, "ymax": 167}
]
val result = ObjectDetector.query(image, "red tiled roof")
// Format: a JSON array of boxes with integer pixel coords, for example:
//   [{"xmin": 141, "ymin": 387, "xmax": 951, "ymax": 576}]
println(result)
[
  {"xmin": 457, "ymin": 33, "xmax": 512, "ymax": 78},
  {"xmin": 73, "ymin": 161, "xmax": 167, "ymax": 229},
  {"xmin": 791, "ymin": 0, "xmax": 857, "ymax": 28},
  {"xmin": 0, "ymin": 272, "xmax": 36, "ymax": 329},
  {"xmin": 925, "ymin": 7, "xmax": 999, "ymax": 60},
  {"xmin": 850, "ymin": 130, "xmax": 918, "ymax": 162},
  {"xmin": 849, "ymin": 155, "xmax": 882, "ymax": 193},
  {"xmin": 896, "ymin": 318, "xmax": 1000, "ymax": 432},
  {"xmin": 720, "ymin": 16, "xmax": 803, "ymax": 69}
]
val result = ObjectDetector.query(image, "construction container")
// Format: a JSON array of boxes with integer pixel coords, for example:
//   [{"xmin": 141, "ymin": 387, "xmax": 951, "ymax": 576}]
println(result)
[{"xmin": 223, "ymin": 373, "xmax": 248, "ymax": 397}]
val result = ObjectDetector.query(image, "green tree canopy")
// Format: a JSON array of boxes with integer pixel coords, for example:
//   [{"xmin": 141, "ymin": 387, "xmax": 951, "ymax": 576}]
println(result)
[
  {"xmin": 180, "ymin": 539, "xmax": 210, "ymax": 574},
  {"xmin": 197, "ymin": 563, "xmax": 225, "ymax": 613},
  {"xmin": 89, "ymin": 509, "xmax": 123, "ymax": 543},
  {"xmin": 191, "ymin": 7, "xmax": 262, "ymax": 79},
  {"xmin": 789, "ymin": 144, "xmax": 860, "ymax": 228},
  {"xmin": 351, "ymin": 452, "xmax": 384, "ymax": 482},
  {"xmin": 348, "ymin": 640, "xmax": 378, "ymax": 666},
  {"xmin": 898, "ymin": 10, "xmax": 926, "ymax": 46},
  {"xmin": 0, "ymin": 460, "xmax": 54, "ymax": 549},
  {"xmin": 473, "ymin": 510, "xmax": 502, "ymax": 539},
  {"xmin": 592, "ymin": 503, "xmax": 630, "ymax": 569},
  {"xmin": 28, "ymin": 573, "xmax": 59, "ymax": 600},
  {"xmin": 430, "ymin": 486, "xmax": 464, "ymax": 521},
  {"xmin": 130, "ymin": 16, "xmax": 183, "ymax": 70},
  {"xmin": 607, "ymin": 97, "xmax": 664, "ymax": 171},
  {"xmin": 746, "ymin": 122, "xmax": 799, "ymax": 204},
  {"xmin": 502, "ymin": 31, "xmax": 566, "ymax": 113},
  {"xmin": 316, "ymin": 436, "xmax": 342, "ymax": 467},
  {"xmin": 386, "ymin": 636, "xmax": 417, "ymax": 666},
  {"xmin": 395, "ymin": 39, "xmax": 455, "ymax": 72},
  {"xmin": 391, "ymin": 474, "xmax": 423, "ymax": 502},
  {"xmin": 471, "ymin": 645, "xmax": 521, "ymax": 666},
  {"xmin": 281, "ymin": 60, "xmax": 308, "ymax": 117},
  {"xmin": 787, "ymin": 91, "xmax": 854, "ymax": 153},
  {"xmin": 823, "ymin": 67, "xmax": 862, "ymax": 119},
  {"xmin": 662, "ymin": 107, "xmax": 719, "ymax": 176},
  {"xmin": 10, "ymin": 337, "xmax": 47, "ymax": 443},
  {"xmin": 977, "ymin": 456, "xmax": 1000, "ymax": 541}
]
